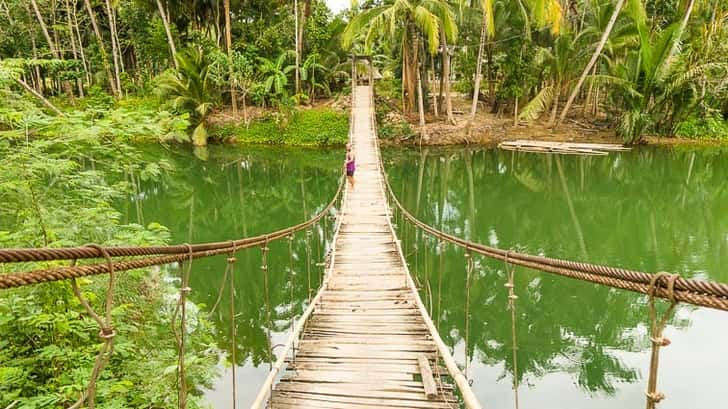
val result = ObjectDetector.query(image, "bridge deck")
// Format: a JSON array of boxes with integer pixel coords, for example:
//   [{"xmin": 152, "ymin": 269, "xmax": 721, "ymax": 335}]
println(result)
[{"xmin": 269, "ymin": 86, "xmax": 458, "ymax": 408}]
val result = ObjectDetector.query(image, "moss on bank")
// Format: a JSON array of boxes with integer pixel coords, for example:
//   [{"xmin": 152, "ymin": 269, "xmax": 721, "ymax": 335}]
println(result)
[{"xmin": 210, "ymin": 108, "xmax": 349, "ymax": 146}]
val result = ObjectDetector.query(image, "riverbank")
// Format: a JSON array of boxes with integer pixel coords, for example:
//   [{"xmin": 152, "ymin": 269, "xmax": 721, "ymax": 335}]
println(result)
[
  {"xmin": 375, "ymin": 92, "xmax": 728, "ymax": 147},
  {"xmin": 207, "ymin": 102, "xmax": 349, "ymax": 146}
]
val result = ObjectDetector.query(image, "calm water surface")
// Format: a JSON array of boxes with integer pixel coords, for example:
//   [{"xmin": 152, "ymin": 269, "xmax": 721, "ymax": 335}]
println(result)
[{"xmin": 126, "ymin": 145, "xmax": 728, "ymax": 408}]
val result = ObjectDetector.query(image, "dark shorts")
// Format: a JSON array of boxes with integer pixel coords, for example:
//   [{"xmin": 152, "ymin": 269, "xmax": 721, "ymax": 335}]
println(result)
[{"xmin": 346, "ymin": 170, "xmax": 355, "ymax": 177}]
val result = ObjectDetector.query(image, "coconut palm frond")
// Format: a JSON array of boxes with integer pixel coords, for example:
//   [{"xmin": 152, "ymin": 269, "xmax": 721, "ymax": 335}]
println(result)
[{"xmin": 519, "ymin": 85, "xmax": 554, "ymax": 122}]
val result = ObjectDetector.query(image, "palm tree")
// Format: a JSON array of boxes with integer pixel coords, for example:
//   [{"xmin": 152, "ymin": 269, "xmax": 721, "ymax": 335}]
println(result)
[
  {"xmin": 468, "ymin": 0, "xmax": 563, "ymax": 132},
  {"xmin": 597, "ymin": 0, "xmax": 725, "ymax": 143},
  {"xmin": 159, "ymin": 48, "xmax": 217, "ymax": 147},
  {"xmin": 555, "ymin": 0, "xmax": 627, "ymax": 128},
  {"xmin": 342, "ymin": 0, "xmax": 458, "ymax": 126},
  {"xmin": 519, "ymin": 32, "xmax": 581, "ymax": 126}
]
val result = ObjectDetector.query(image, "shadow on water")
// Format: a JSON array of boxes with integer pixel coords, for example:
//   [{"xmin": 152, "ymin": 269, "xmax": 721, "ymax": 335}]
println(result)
[{"xmin": 384, "ymin": 145, "xmax": 728, "ymax": 409}]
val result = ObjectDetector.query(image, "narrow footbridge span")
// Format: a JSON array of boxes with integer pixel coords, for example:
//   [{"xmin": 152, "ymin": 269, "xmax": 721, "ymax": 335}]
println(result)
[
  {"xmin": 252, "ymin": 85, "xmax": 476, "ymax": 408},
  {"xmin": 2, "ymin": 81, "xmax": 728, "ymax": 409}
]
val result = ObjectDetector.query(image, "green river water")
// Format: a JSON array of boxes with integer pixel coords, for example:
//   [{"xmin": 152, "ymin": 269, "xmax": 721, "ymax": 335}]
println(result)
[{"xmin": 124, "ymin": 145, "xmax": 728, "ymax": 409}]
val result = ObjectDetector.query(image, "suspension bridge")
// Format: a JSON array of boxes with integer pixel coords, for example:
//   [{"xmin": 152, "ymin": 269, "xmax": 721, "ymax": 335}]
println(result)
[{"xmin": 2, "ymin": 76, "xmax": 728, "ymax": 409}]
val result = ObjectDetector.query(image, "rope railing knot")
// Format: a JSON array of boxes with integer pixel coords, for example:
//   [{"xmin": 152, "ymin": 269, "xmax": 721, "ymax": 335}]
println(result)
[
  {"xmin": 648, "ymin": 272, "xmax": 680, "ymax": 303},
  {"xmin": 84, "ymin": 243, "xmax": 113, "ymax": 270},
  {"xmin": 98, "ymin": 328, "xmax": 116, "ymax": 339},
  {"xmin": 226, "ymin": 240, "xmax": 238, "ymax": 264},
  {"xmin": 646, "ymin": 391, "xmax": 666, "ymax": 403},
  {"xmin": 650, "ymin": 336, "xmax": 671, "ymax": 347}
]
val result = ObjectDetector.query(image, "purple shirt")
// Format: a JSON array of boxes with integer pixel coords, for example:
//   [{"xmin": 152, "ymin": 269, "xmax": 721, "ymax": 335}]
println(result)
[{"xmin": 346, "ymin": 153, "xmax": 356, "ymax": 172}]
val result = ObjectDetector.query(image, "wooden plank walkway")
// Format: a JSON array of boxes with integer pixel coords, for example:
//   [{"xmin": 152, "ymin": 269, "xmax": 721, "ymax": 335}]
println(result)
[{"xmin": 267, "ymin": 86, "xmax": 460, "ymax": 408}]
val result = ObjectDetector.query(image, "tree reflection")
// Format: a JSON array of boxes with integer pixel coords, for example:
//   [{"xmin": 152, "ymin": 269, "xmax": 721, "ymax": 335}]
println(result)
[
  {"xmin": 120, "ymin": 145, "xmax": 341, "ymax": 367},
  {"xmin": 384, "ymin": 146, "xmax": 725, "ymax": 397}
]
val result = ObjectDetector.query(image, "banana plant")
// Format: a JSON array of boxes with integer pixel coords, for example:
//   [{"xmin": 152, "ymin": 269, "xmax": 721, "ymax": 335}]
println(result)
[{"xmin": 300, "ymin": 53, "xmax": 330, "ymax": 103}]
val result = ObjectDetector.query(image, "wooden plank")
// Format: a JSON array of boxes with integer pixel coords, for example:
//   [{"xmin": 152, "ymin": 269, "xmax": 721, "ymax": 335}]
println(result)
[{"xmin": 419, "ymin": 355, "xmax": 438, "ymax": 399}]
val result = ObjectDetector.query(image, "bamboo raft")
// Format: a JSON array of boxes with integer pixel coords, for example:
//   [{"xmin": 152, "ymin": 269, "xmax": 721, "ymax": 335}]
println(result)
[
  {"xmin": 253, "ymin": 86, "xmax": 480, "ymax": 408},
  {"xmin": 498, "ymin": 139, "xmax": 631, "ymax": 155}
]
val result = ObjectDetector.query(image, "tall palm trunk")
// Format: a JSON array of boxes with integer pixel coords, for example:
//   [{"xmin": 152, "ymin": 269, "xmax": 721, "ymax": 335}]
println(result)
[
  {"xmin": 556, "ymin": 0, "xmax": 625, "ymax": 127},
  {"xmin": 294, "ymin": 0, "xmax": 300, "ymax": 94},
  {"xmin": 155, "ymin": 0, "xmax": 179, "ymax": 69},
  {"xmin": 548, "ymin": 82, "xmax": 561, "ymax": 126},
  {"xmin": 104, "ymin": 0, "xmax": 123, "ymax": 94},
  {"xmin": 415, "ymin": 39, "xmax": 426, "ymax": 142},
  {"xmin": 84, "ymin": 0, "xmax": 118, "ymax": 95},
  {"xmin": 224, "ymin": 0, "xmax": 237, "ymax": 115},
  {"xmin": 467, "ymin": 9, "xmax": 489, "ymax": 135},
  {"xmin": 430, "ymin": 56, "xmax": 438, "ymax": 118},
  {"xmin": 441, "ymin": 35, "xmax": 455, "ymax": 125}
]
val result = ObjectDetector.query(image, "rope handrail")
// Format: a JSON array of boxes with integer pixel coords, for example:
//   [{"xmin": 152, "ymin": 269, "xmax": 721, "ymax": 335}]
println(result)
[
  {"xmin": 0, "ymin": 175, "xmax": 345, "ymax": 290},
  {"xmin": 379, "ymin": 166, "xmax": 728, "ymax": 312}
]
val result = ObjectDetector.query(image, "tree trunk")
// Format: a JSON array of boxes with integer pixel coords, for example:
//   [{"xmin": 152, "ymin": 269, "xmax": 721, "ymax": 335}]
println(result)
[
  {"xmin": 430, "ymin": 55, "xmax": 438, "ymax": 118},
  {"xmin": 64, "ymin": 0, "xmax": 85, "ymax": 97},
  {"xmin": 84, "ymin": 0, "xmax": 118, "ymax": 95},
  {"xmin": 30, "ymin": 36, "xmax": 42, "ymax": 93},
  {"xmin": 556, "ymin": 0, "xmax": 625, "ymax": 128},
  {"xmin": 663, "ymin": 0, "xmax": 696, "ymax": 72},
  {"xmin": 224, "ymin": 0, "xmax": 237, "ymax": 116},
  {"xmin": 15, "ymin": 77, "xmax": 65, "ymax": 116},
  {"xmin": 441, "ymin": 36, "xmax": 455, "ymax": 125},
  {"xmin": 549, "ymin": 82, "xmax": 561, "ymax": 126},
  {"xmin": 111, "ymin": 7, "xmax": 125, "ymax": 73},
  {"xmin": 71, "ymin": 1, "xmax": 92, "ymax": 85},
  {"xmin": 294, "ymin": 0, "xmax": 300, "ymax": 95},
  {"xmin": 104, "ymin": 0, "xmax": 123, "ymax": 95},
  {"xmin": 30, "ymin": 0, "xmax": 59, "ymax": 58},
  {"xmin": 582, "ymin": 64, "xmax": 596, "ymax": 116},
  {"xmin": 513, "ymin": 94, "xmax": 519, "ymax": 126},
  {"xmin": 416, "ymin": 45, "xmax": 426, "ymax": 143},
  {"xmin": 468, "ymin": 9, "xmax": 489, "ymax": 135},
  {"xmin": 156, "ymin": 0, "xmax": 179, "ymax": 69}
]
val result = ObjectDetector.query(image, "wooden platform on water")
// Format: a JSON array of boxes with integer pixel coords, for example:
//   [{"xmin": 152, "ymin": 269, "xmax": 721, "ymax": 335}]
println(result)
[
  {"xmin": 498, "ymin": 139, "xmax": 631, "ymax": 155},
  {"xmin": 268, "ymin": 86, "xmax": 459, "ymax": 408}
]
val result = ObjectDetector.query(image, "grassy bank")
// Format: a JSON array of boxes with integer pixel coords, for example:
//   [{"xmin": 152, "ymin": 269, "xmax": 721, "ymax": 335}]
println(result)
[{"xmin": 210, "ymin": 108, "xmax": 349, "ymax": 146}]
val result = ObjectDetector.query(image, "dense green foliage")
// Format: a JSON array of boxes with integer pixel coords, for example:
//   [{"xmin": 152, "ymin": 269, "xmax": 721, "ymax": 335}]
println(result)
[
  {"xmin": 0, "ymin": 138, "xmax": 218, "ymax": 407},
  {"xmin": 211, "ymin": 108, "xmax": 349, "ymax": 145},
  {"xmin": 0, "ymin": 0, "xmax": 350, "ymax": 147},
  {"xmin": 346, "ymin": 0, "xmax": 728, "ymax": 143},
  {"xmin": 675, "ymin": 115, "xmax": 728, "ymax": 139}
]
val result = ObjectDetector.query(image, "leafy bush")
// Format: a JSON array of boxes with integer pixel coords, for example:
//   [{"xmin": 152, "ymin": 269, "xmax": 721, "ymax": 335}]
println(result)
[
  {"xmin": 212, "ymin": 108, "xmax": 348, "ymax": 145},
  {"xmin": 0, "ymin": 91, "xmax": 190, "ymax": 144},
  {"xmin": 378, "ymin": 121, "xmax": 414, "ymax": 140},
  {"xmin": 675, "ymin": 116, "xmax": 728, "ymax": 139},
  {"xmin": 0, "ymin": 138, "xmax": 218, "ymax": 408}
]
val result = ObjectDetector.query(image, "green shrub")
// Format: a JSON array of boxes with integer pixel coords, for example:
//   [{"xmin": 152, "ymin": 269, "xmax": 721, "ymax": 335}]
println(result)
[
  {"xmin": 378, "ymin": 121, "xmax": 414, "ymax": 140},
  {"xmin": 675, "ymin": 116, "xmax": 728, "ymax": 139},
  {"xmin": 211, "ymin": 108, "xmax": 349, "ymax": 145}
]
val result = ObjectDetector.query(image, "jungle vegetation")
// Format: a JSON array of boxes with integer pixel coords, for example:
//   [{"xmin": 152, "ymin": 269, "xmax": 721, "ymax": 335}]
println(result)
[{"xmin": 0, "ymin": 0, "xmax": 727, "ymax": 407}]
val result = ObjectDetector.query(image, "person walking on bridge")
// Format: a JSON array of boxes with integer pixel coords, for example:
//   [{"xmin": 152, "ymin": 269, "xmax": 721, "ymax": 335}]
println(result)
[{"xmin": 345, "ymin": 143, "xmax": 356, "ymax": 190}]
